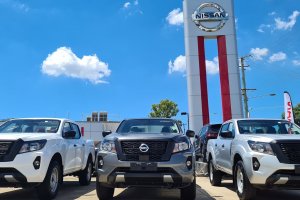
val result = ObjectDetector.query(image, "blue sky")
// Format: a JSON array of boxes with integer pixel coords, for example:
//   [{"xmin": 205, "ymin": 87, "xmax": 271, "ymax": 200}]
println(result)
[{"xmin": 0, "ymin": 0, "xmax": 299, "ymax": 125}]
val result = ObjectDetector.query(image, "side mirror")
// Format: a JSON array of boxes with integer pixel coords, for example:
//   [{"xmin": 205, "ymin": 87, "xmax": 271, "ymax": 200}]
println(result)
[
  {"xmin": 102, "ymin": 131, "xmax": 112, "ymax": 138},
  {"xmin": 64, "ymin": 130, "xmax": 76, "ymax": 138},
  {"xmin": 195, "ymin": 135, "xmax": 199, "ymax": 139},
  {"xmin": 220, "ymin": 131, "xmax": 233, "ymax": 138},
  {"xmin": 186, "ymin": 130, "xmax": 195, "ymax": 138}
]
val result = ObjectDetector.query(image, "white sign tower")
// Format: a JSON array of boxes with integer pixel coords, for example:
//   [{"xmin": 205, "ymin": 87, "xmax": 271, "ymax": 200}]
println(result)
[{"xmin": 183, "ymin": 0, "xmax": 243, "ymax": 132}]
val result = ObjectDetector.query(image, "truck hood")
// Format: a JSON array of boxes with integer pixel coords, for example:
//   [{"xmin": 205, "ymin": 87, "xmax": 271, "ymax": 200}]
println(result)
[
  {"xmin": 105, "ymin": 132, "xmax": 185, "ymax": 141},
  {"xmin": 0, "ymin": 133, "xmax": 59, "ymax": 141},
  {"xmin": 239, "ymin": 134, "xmax": 300, "ymax": 143}
]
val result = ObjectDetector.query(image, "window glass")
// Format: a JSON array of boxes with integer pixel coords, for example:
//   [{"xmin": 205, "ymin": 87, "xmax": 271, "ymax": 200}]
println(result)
[
  {"xmin": 0, "ymin": 119, "xmax": 60, "ymax": 134},
  {"xmin": 220, "ymin": 123, "xmax": 229, "ymax": 133},
  {"xmin": 117, "ymin": 119, "xmax": 180, "ymax": 134},
  {"xmin": 63, "ymin": 122, "xmax": 72, "ymax": 134},
  {"xmin": 71, "ymin": 123, "xmax": 81, "ymax": 139},
  {"xmin": 237, "ymin": 120, "xmax": 300, "ymax": 135}
]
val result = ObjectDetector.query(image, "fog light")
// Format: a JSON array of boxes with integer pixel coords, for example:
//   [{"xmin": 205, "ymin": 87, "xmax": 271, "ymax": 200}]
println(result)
[
  {"xmin": 252, "ymin": 157, "xmax": 260, "ymax": 171},
  {"xmin": 98, "ymin": 156, "xmax": 104, "ymax": 169},
  {"xmin": 33, "ymin": 156, "xmax": 41, "ymax": 170},
  {"xmin": 186, "ymin": 161, "xmax": 192, "ymax": 167},
  {"xmin": 186, "ymin": 156, "xmax": 193, "ymax": 170}
]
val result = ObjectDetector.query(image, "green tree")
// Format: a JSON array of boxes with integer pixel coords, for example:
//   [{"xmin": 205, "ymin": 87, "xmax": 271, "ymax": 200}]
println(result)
[
  {"xmin": 149, "ymin": 99, "xmax": 179, "ymax": 118},
  {"xmin": 282, "ymin": 103, "xmax": 300, "ymax": 125}
]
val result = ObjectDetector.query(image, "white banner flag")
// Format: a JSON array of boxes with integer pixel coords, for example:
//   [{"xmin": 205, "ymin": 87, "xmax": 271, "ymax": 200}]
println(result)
[{"xmin": 284, "ymin": 91, "xmax": 295, "ymax": 123}]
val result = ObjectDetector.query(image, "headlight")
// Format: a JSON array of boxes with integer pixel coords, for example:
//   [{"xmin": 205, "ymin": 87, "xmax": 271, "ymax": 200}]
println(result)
[
  {"xmin": 173, "ymin": 142, "xmax": 190, "ymax": 153},
  {"xmin": 248, "ymin": 140, "xmax": 274, "ymax": 155},
  {"xmin": 101, "ymin": 140, "xmax": 116, "ymax": 153},
  {"xmin": 19, "ymin": 140, "xmax": 47, "ymax": 154}
]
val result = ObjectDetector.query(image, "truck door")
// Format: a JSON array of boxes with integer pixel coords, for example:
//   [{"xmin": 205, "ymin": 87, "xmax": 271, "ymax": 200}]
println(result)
[
  {"xmin": 62, "ymin": 122, "xmax": 76, "ymax": 174},
  {"xmin": 219, "ymin": 122, "xmax": 235, "ymax": 174},
  {"xmin": 71, "ymin": 123, "xmax": 85, "ymax": 171},
  {"xmin": 215, "ymin": 123, "xmax": 229, "ymax": 169}
]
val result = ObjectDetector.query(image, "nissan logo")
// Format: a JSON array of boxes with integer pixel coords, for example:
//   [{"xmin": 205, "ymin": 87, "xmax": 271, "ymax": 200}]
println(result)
[
  {"xmin": 139, "ymin": 143, "xmax": 149, "ymax": 153},
  {"xmin": 192, "ymin": 3, "xmax": 229, "ymax": 32}
]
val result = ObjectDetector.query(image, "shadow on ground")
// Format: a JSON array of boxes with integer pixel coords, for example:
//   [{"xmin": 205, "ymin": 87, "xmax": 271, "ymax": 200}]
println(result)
[
  {"xmin": 0, "ymin": 179, "xmax": 96, "ymax": 200},
  {"xmin": 114, "ymin": 185, "xmax": 216, "ymax": 200}
]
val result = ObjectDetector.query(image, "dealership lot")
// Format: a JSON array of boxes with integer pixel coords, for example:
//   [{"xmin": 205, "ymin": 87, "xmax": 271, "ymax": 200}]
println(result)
[{"xmin": 1, "ymin": 176, "xmax": 300, "ymax": 200}]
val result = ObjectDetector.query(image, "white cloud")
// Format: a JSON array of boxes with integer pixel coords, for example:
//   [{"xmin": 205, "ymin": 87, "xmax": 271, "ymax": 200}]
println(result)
[
  {"xmin": 269, "ymin": 52, "xmax": 287, "ymax": 63},
  {"xmin": 205, "ymin": 57, "xmax": 219, "ymax": 75},
  {"xmin": 134, "ymin": 0, "xmax": 139, "ymax": 5},
  {"xmin": 292, "ymin": 60, "xmax": 300, "ymax": 66},
  {"xmin": 41, "ymin": 47, "xmax": 111, "ymax": 84},
  {"xmin": 168, "ymin": 55, "xmax": 219, "ymax": 75},
  {"xmin": 0, "ymin": 0, "xmax": 29, "ymax": 12},
  {"xmin": 269, "ymin": 11, "xmax": 276, "ymax": 16},
  {"xmin": 166, "ymin": 8, "xmax": 184, "ymax": 26},
  {"xmin": 123, "ymin": 2, "xmax": 131, "ymax": 9},
  {"xmin": 168, "ymin": 55, "xmax": 186, "ymax": 74},
  {"xmin": 257, "ymin": 24, "xmax": 271, "ymax": 33},
  {"xmin": 250, "ymin": 48, "xmax": 269, "ymax": 60},
  {"xmin": 275, "ymin": 10, "xmax": 300, "ymax": 30}
]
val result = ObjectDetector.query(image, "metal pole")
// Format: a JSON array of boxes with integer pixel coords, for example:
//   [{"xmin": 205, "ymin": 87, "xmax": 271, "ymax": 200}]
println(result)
[
  {"xmin": 240, "ymin": 57, "xmax": 249, "ymax": 118},
  {"xmin": 187, "ymin": 113, "xmax": 190, "ymax": 130}
]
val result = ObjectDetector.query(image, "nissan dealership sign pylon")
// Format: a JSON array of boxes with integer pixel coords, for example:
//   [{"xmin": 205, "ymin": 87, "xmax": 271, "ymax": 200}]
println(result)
[{"xmin": 183, "ymin": 0, "xmax": 243, "ymax": 132}]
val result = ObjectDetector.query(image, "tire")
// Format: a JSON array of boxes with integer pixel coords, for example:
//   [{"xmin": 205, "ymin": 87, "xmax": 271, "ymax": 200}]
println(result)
[
  {"xmin": 234, "ymin": 161, "xmax": 256, "ymax": 200},
  {"xmin": 208, "ymin": 158, "xmax": 222, "ymax": 186},
  {"xmin": 37, "ymin": 160, "xmax": 62, "ymax": 200},
  {"xmin": 96, "ymin": 181, "xmax": 114, "ymax": 200},
  {"xmin": 79, "ymin": 157, "xmax": 93, "ymax": 186},
  {"xmin": 180, "ymin": 177, "xmax": 196, "ymax": 200}
]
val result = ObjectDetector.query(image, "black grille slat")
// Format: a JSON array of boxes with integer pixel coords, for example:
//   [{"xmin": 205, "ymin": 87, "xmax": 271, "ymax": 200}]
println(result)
[
  {"xmin": 0, "ymin": 142, "xmax": 13, "ymax": 156},
  {"xmin": 121, "ymin": 141, "xmax": 168, "ymax": 162},
  {"xmin": 278, "ymin": 142, "xmax": 300, "ymax": 164}
]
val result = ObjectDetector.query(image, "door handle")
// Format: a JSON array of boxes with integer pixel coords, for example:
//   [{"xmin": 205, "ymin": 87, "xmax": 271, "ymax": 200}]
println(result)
[
  {"xmin": 215, "ymin": 144, "xmax": 217, "ymax": 147},
  {"xmin": 74, "ymin": 144, "xmax": 77, "ymax": 147},
  {"xmin": 222, "ymin": 144, "xmax": 225, "ymax": 148},
  {"xmin": 82, "ymin": 144, "xmax": 85, "ymax": 147}
]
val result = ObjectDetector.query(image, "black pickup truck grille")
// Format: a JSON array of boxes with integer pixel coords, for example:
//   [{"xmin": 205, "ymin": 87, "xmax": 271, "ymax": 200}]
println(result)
[
  {"xmin": 120, "ymin": 141, "xmax": 168, "ymax": 162},
  {"xmin": 278, "ymin": 142, "xmax": 300, "ymax": 164},
  {"xmin": 0, "ymin": 142, "xmax": 13, "ymax": 156}
]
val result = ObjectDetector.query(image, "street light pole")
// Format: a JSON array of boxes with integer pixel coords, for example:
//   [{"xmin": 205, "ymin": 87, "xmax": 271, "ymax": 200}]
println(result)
[
  {"xmin": 181, "ymin": 112, "xmax": 190, "ymax": 130},
  {"xmin": 240, "ymin": 56, "xmax": 249, "ymax": 118},
  {"xmin": 240, "ymin": 55, "xmax": 255, "ymax": 118}
]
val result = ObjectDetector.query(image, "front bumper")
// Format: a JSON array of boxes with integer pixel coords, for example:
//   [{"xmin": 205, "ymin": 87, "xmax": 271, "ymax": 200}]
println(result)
[
  {"xmin": 0, "ymin": 151, "xmax": 49, "ymax": 186},
  {"xmin": 97, "ymin": 151, "xmax": 195, "ymax": 188},
  {"xmin": 243, "ymin": 151, "xmax": 300, "ymax": 188}
]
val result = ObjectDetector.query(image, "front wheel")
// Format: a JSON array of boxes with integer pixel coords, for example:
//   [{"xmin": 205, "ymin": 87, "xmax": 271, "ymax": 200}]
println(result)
[
  {"xmin": 37, "ymin": 160, "xmax": 61, "ymax": 200},
  {"xmin": 180, "ymin": 177, "xmax": 196, "ymax": 200},
  {"xmin": 96, "ymin": 181, "xmax": 114, "ymax": 200},
  {"xmin": 234, "ymin": 161, "xmax": 256, "ymax": 200},
  {"xmin": 208, "ymin": 159, "xmax": 222, "ymax": 186},
  {"xmin": 79, "ymin": 157, "xmax": 93, "ymax": 186}
]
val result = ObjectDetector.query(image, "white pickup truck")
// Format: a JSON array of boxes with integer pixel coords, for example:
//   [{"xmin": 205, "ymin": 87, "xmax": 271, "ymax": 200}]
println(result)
[
  {"xmin": 207, "ymin": 119, "xmax": 300, "ymax": 200},
  {"xmin": 0, "ymin": 118, "xmax": 95, "ymax": 200}
]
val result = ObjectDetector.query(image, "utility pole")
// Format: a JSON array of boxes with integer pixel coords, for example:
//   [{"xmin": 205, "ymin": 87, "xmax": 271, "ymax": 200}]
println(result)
[{"xmin": 240, "ymin": 55, "xmax": 256, "ymax": 118}]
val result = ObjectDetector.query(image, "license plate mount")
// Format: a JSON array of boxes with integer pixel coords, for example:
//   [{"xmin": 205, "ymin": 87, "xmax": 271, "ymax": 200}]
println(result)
[{"xmin": 130, "ymin": 162, "xmax": 157, "ymax": 171}]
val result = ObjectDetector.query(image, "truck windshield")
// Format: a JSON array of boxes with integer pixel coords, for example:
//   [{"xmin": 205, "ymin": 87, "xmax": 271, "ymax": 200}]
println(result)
[
  {"xmin": 0, "ymin": 119, "xmax": 61, "ymax": 134},
  {"xmin": 117, "ymin": 119, "xmax": 180, "ymax": 134},
  {"xmin": 237, "ymin": 120, "xmax": 300, "ymax": 135}
]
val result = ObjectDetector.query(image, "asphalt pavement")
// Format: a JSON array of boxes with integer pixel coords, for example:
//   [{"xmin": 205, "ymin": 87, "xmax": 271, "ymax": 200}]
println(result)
[{"xmin": 1, "ymin": 176, "xmax": 300, "ymax": 200}]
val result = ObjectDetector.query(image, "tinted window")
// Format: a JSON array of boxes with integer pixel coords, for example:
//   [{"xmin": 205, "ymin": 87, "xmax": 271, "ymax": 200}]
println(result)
[
  {"xmin": 200, "ymin": 126, "xmax": 208, "ymax": 136},
  {"xmin": 71, "ymin": 123, "xmax": 81, "ymax": 139},
  {"xmin": 117, "ymin": 119, "xmax": 180, "ymax": 134},
  {"xmin": 209, "ymin": 124, "xmax": 222, "ymax": 133}
]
